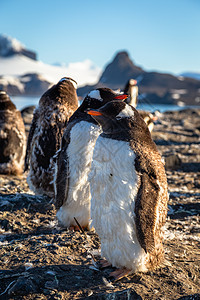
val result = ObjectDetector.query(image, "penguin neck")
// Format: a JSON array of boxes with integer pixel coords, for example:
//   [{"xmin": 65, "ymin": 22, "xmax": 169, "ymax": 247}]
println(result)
[
  {"xmin": 70, "ymin": 103, "xmax": 98, "ymax": 125},
  {"xmin": 101, "ymin": 131, "xmax": 130, "ymax": 141},
  {"xmin": 78, "ymin": 99, "xmax": 103, "ymax": 112},
  {"xmin": 100, "ymin": 121, "xmax": 131, "ymax": 141}
]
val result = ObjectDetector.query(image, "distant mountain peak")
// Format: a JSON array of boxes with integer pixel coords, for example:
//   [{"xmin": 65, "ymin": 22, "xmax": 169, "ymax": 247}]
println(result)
[
  {"xmin": 99, "ymin": 50, "xmax": 145, "ymax": 87},
  {"xmin": 0, "ymin": 34, "xmax": 37, "ymax": 60},
  {"xmin": 113, "ymin": 51, "xmax": 129, "ymax": 60}
]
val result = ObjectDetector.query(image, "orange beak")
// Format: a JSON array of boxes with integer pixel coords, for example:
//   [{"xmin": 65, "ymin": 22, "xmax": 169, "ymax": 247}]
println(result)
[
  {"xmin": 114, "ymin": 94, "xmax": 128, "ymax": 100},
  {"xmin": 87, "ymin": 110, "xmax": 103, "ymax": 116}
]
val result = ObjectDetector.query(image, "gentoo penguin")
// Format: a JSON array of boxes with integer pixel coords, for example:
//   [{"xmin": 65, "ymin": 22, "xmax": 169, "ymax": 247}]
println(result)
[
  {"xmin": 138, "ymin": 110, "xmax": 157, "ymax": 133},
  {"xmin": 87, "ymin": 101, "xmax": 168, "ymax": 280},
  {"xmin": 123, "ymin": 80, "xmax": 156, "ymax": 131},
  {"xmin": 24, "ymin": 77, "xmax": 78, "ymax": 197},
  {"xmin": 124, "ymin": 79, "xmax": 138, "ymax": 107},
  {"xmin": 0, "ymin": 91, "xmax": 26, "ymax": 175},
  {"xmin": 21, "ymin": 105, "xmax": 35, "ymax": 137},
  {"xmin": 54, "ymin": 88, "xmax": 128, "ymax": 230}
]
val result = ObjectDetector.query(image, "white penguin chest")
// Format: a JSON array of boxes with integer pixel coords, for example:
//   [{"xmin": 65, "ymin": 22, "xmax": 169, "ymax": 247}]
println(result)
[
  {"xmin": 68, "ymin": 121, "xmax": 101, "ymax": 177},
  {"xmin": 56, "ymin": 121, "xmax": 101, "ymax": 228},
  {"xmin": 90, "ymin": 136, "xmax": 147, "ymax": 271},
  {"xmin": 90, "ymin": 136, "xmax": 139, "ymax": 227},
  {"xmin": 66, "ymin": 121, "xmax": 101, "ymax": 202}
]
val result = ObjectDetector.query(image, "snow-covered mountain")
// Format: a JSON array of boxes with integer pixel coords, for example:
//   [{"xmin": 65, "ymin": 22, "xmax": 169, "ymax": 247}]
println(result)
[
  {"xmin": 180, "ymin": 72, "xmax": 200, "ymax": 81},
  {"xmin": 0, "ymin": 34, "xmax": 102, "ymax": 95},
  {"xmin": 0, "ymin": 34, "xmax": 36, "ymax": 60},
  {"xmin": 0, "ymin": 54, "xmax": 102, "ymax": 87},
  {"xmin": 78, "ymin": 51, "xmax": 200, "ymax": 106}
]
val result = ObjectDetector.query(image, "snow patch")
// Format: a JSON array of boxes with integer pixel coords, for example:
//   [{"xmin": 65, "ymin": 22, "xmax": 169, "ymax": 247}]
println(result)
[
  {"xmin": 0, "ymin": 76, "xmax": 24, "ymax": 93},
  {"xmin": 0, "ymin": 55, "xmax": 101, "ymax": 87}
]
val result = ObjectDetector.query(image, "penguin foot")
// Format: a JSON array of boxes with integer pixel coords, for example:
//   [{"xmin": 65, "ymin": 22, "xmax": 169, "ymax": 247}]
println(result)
[
  {"xmin": 108, "ymin": 268, "xmax": 131, "ymax": 282},
  {"xmin": 69, "ymin": 225, "xmax": 82, "ymax": 231},
  {"xmin": 98, "ymin": 259, "xmax": 112, "ymax": 269},
  {"xmin": 69, "ymin": 225, "xmax": 89, "ymax": 231}
]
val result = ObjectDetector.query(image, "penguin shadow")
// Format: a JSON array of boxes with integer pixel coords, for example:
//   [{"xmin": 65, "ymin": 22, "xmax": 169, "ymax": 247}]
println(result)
[
  {"xmin": 168, "ymin": 203, "xmax": 200, "ymax": 219},
  {"xmin": 181, "ymin": 162, "xmax": 200, "ymax": 173},
  {"xmin": 0, "ymin": 193, "xmax": 53, "ymax": 213},
  {"xmin": 0, "ymin": 264, "xmax": 103, "ymax": 298},
  {"xmin": 155, "ymin": 140, "xmax": 200, "ymax": 146},
  {"xmin": 0, "ymin": 263, "xmax": 142, "ymax": 298},
  {"xmin": 0, "ymin": 192, "xmax": 58, "ymax": 238},
  {"xmin": 160, "ymin": 129, "xmax": 199, "ymax": 138}
]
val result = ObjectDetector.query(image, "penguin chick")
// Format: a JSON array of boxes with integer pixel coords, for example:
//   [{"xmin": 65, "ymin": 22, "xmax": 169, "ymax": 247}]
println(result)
[
  {"xmin": 0, "ymin": 91, "xmax": 26, "ymax": 175},
  {"xmin": 25, "ymin": 77, "xmax": 78, "ymax": 197},
  {"xmin": 54, "ymin": 88, "xmax": 128, "ymax": 230},
  {"xmin": 87, "ymin": 101, "xmax": 168, "ymax": 281}
]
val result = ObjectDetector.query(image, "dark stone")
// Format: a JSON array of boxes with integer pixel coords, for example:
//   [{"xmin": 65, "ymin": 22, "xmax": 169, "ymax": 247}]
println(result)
[
  {"xmin": 8, "ymin": 277, "xmax": 39, "ymax": 295},
  {"xmin": 164, "ymin": 154, "xmax": 182, "ymax": 170},
  {"xmin": 177, "ymin": 294, "xmax": 200, "ymax": 300},
  {"xmin": 0, "ymin": 219, "xmax": 9, "ymax": 231},
  {"xmin": 182, "ymin": 163, "xmax": 200, "ymax": 172},
  {"xmin": 85, "ymin": 288, "xmax": 143, "ymax": 299}
]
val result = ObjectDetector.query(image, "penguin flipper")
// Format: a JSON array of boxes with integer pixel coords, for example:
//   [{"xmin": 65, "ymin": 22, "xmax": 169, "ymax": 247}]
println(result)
[
  {"xmin": 54, "ymin": 128, "xmax": 71, "ymax": 210},
  {"xmin": 134, "ymin": 170, "xmax": 160, "ymax": 253},
  {"xmin": 24, "ymin": 109, "xmax": 38, "ymax": 172}
]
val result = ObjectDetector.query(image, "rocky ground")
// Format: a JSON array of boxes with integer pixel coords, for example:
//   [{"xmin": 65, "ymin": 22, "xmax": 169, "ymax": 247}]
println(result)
[{"xmin": 0, "ymin": 108, "xmax": 200, "ymax": 300}]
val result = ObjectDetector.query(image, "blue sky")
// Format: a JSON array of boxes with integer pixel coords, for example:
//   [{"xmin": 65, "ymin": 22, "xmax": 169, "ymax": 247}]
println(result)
[{"xmin": 0, "ymin": 0, "xmax": 200, "ymax": 75}]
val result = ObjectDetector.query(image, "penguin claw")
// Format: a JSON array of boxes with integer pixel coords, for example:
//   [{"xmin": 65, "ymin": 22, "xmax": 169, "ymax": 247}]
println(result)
[
  {"xmin": 98, "ymin": 259, "xmax": 112, "ymax": 269},
  {"xmin": 69, "ymin": 225, "xmax": 89, "ymax": 231},
  {"xmin": 108, "ymin": 268, "xmax": 132, "ymax": 282},
  {"xmin": 69, "ymin": 225, "xmax": 81, "ymax": 231}
]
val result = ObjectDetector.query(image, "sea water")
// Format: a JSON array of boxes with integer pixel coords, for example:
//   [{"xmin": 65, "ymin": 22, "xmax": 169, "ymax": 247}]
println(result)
[{"xmin": 12, "ymin": 96, "xmax": 198, "ymax": 113}]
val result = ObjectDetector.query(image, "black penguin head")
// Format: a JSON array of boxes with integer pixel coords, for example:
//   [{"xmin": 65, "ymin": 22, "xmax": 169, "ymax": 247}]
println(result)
[
  {"xmin": 87, "ymin": 101, "xmax": 135, "ymax": 134},
  {"xmin": 0, "ymin": 90, "xmax": 16, "ymax": 111},
  {"xmin": 81, "ymin": 88, "xmax": 128, "ymax": 111}
]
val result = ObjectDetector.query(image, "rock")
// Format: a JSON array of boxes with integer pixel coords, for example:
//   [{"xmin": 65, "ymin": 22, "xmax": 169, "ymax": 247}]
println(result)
[
  {"xmin": 44, "ymin": 278, "xmax": 59, "ymax": 290},
  {"xmin": 85, "ymin": 288, "xmax": 143, "ymax": 299},
  {"xmin": 177, "ymin": 294, "xmax": 200, "ymax": 300},
  {"xmin": 8, "ymin": 277, "xmax": 38, "ymax": 295},
  {"xmin": 164, "ymin": 154, "xmax": 182, "ymax": 170}
]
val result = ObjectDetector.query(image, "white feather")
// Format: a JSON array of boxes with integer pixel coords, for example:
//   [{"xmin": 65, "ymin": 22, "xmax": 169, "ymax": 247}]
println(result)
[
  {"xmin": 116, "ymin": 104, "xmax": 134, "ymax": 119},
  {"xmin": 88, "ymin": 90, "xmax": 102, "ymax": 101},
  {"xmin": 89, "ymin": 136, "xmax": 148, "ymax": 272},
  {"xmin": 56, "ymin": 121, "xmax": 101, "ymax": 228}
]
